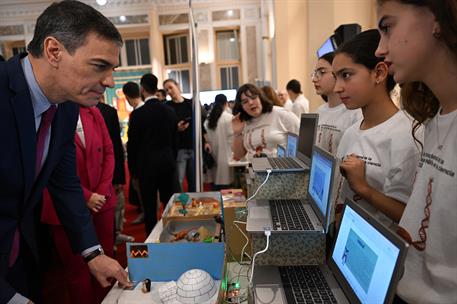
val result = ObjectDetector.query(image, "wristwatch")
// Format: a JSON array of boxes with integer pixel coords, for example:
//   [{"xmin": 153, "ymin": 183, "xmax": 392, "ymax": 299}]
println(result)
[{"xmin": 84, "ymin": 247, "xmax": 104, "ymax": 263}]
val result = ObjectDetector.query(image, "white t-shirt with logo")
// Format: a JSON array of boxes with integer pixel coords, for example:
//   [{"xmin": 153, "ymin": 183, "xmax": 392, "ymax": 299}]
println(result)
[
  {"xmin": 397, "ymin": 109, "xmax": 457, "ymax": 304},
  {"xmin": 335, "ymin": 110, "xmax": 422, "ymax": 227},
  {"xmin": 316, "ymin": 103, "xmax": 362, "ymax": 155},
  {"xmin": 243, "ymin": 106, "xmax": 300, "ymax": 160},
  {"xmin": 291, "ymin": 94, "xmax": 310, "ymax": 118}
]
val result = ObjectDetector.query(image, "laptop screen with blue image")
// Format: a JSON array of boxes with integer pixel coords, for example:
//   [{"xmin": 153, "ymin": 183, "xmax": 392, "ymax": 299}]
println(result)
[
  {"xmin": 308, "ymin": 148, "xmax": 333, "ymax": 220},
  {"xmin": 331, "ymin": 203, "xmax": 401, "ymax": 303},
  {"xmin": 277, "ymin": 145, "xmax": 286, "ymax": 158},
  {"xmin": 286, "ymin": 133, "xmax": 298, "ymax": 157}
]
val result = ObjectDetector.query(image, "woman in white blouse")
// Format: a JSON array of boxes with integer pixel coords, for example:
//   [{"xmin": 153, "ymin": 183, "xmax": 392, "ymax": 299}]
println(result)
[
  {"xmin": 232, "ymin": 83, "xmax": 300, "ymax": 161},
  {"xmin": 204, "ymin": 94, "xmax": 234, "ymax": 188}
]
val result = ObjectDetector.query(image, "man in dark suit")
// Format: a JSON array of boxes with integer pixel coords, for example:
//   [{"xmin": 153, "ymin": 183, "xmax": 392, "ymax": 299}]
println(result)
[
  {"xmin": 96, "ymin": 99, "xmax": 134, "ymax": 244},
  {"xmin": 0, "ymin": 1, "xmax": 130, "ymax": 303},
  {"xmin": 127, "ymin": 74, "xmax": 179, "ymax": 234}
]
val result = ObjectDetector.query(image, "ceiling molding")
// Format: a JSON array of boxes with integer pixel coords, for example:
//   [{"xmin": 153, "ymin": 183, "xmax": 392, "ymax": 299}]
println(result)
[{"xmin": 0, "ymin": 0, "xmax": 260, "ymax": 27}]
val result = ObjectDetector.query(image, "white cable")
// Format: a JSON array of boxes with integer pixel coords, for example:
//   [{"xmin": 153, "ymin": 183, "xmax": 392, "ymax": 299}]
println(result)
[
  {"xmin": 249, "ymin": 230, "xmax": 271, "ymax": 285},
  {"xmin": 233, "ymin": 220, "xmax": 251, "ymax": 263},
  {"xmin": 247, "ymin": 169, "xmax": 272, "ymax": 201}
]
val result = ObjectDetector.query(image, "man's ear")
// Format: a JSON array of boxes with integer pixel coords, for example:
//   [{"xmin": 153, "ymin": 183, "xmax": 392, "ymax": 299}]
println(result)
[
  {"xmin": 373, "ymin": 61, "xmax": 389, "ymax": 85},
  {"xmin": 43, "ymin": 37, "xmax": 64, "ymax": 68}
]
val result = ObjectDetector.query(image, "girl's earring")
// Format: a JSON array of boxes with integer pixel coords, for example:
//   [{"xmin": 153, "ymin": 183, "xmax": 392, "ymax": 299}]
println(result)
[{"xmin": 432, "ymin": 30, "xmax": 441, "ymax": 39}]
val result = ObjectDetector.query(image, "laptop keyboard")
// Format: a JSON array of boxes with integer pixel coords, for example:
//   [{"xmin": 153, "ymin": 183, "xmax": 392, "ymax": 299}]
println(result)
[
  {"xmin": 279, "ymin": 265, "xmax": 337, "ymax": 304},
  {"xmin": 269, "ymin": 199, "xmax": 314, "ymax": 231},
  {"xmin": 268, "ymin": 157, "xmax": 301, "ymax": 169}
]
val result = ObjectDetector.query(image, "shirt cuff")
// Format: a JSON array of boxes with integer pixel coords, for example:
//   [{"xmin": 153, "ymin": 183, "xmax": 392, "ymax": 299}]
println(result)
[
  {"xmin": 7, "ymin": 293, "xmax": 29, "ymax": 304},
  {"xmin": 81, "ymin": 244, "xmax": 102, "ymax": 258}
]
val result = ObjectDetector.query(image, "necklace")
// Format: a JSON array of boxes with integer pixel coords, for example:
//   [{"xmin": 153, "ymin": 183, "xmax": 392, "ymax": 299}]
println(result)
[{"xmin": 435, "ymin": 109, "xmax": 457, "ymax": 150}]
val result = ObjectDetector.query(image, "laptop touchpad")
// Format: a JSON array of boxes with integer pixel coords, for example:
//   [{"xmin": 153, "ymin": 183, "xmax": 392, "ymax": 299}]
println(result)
[{"xmin": 250, "ymin": 207, "xmax": 269, "ymax": 219}]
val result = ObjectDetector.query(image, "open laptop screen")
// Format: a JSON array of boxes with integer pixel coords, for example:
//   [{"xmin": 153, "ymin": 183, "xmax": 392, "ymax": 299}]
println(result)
[
  {"xmin": 286, "ymin": 133, "xmax": 298, "ymax": 157},
  {"xmin": 297, "ymin": 114, "xmax": 318, "ymax": 163},
  {"xmin": 331, "ymin": 203, "xmax": 402, "ymax": 303},
  {"xmin": 308, "ymin": 147, "xmax": 333, "ymax": 221},
  {"xmin": 277, "ymin": 145, "xmax": 286, "ymax": 158}
]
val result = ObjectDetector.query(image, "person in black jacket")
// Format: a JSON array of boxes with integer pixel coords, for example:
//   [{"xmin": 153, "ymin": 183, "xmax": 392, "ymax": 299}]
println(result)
[
  {"xmin": 96, "ymin": 98, "xmax": 134, "ymax": 244},
  {"xmin": 127, "ymin": 74, "xmax": 179, "ymax": 234}
]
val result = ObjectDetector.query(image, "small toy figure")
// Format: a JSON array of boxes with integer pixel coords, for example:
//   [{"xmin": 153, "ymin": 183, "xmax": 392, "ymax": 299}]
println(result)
[
  {"xmin": 141, "ymin": 278, "xmax": 151, "ymax": 293},
  {"xmin": 177, "ymin": 193, "xmax": 189, "ymax": 215}
]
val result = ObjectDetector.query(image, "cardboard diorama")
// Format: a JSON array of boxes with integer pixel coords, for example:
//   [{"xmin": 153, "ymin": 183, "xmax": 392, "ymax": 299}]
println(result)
[
  {"xmin": 162, "ymin": 192, "xmax": 224, "ymax": 226},
  {"xmin": 122, "ymin": 242, "xmax": 226, "ymax": 304}
]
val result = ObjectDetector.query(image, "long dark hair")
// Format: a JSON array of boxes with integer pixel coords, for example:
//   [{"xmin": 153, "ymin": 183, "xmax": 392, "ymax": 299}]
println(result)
[
  {"xmin": 377, "ymin": 0, "xmax": 457, "ymax": 142},
  {"xmin": 207, "ymin": 94, "xmax": 227, "ymax": 130},
  {"xmin": 335, "ymin": 29, "xmax": 396, "ymax": 93},
  {"xmin": 235, "ymin": 83, "xmax": 273, "ymax": 121}
]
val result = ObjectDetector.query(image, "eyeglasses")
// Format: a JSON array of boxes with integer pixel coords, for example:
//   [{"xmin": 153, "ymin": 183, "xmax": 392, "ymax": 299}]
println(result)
[{"xmin": 310, "ymin": 68, "xmax": 328, "ymax": 80}]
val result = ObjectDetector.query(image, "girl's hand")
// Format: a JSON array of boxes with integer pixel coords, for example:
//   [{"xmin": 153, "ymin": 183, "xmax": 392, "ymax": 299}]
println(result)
[
  {"xmin": 340, "ymin": 154, "xmax": 370, "ymax": 195},
  {"xmin": 231, "ymin": 113, "xmax": 245, "ymax": 134},
  {"xmin": 87, "ymin": 193, "xmax": 106, "ymax": 212}
]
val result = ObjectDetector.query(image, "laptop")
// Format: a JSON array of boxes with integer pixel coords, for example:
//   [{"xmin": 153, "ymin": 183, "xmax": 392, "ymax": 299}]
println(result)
[
  {"xmin": 251, "ymin": 113, "xmax": 319, "ymax": 173},
  {"xmin": 277, "ymin": 144, "xmax": 286, "ymax": 158},
  {"xmin": 286, "ymin": 133, "xmax": 298, "ymax": 157},
  {"xmin": 252, "ymin": 199, "xmax": 408, "ymax": 304},
  {"xmin": 247, "ymin": 145, "xmax": 336, "ymax": 233}
]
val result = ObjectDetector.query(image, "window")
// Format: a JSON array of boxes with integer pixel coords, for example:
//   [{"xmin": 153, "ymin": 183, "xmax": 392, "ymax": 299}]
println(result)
[
  {"xmin": 164, "ymin": 34, "xmax": 189, "ymax": 65},
  {"xmin": 120, "ymin": 38, "xmax": 150, "ymax": 66},
  {"xmin": 164, "ymin": 33, "xmax": 191, "ymax": 93},
  {"xmin": 12, "ymin": 46, "xmax": 26, "ymax": 55},
  {"xmin": 216, "ymin": 29, "xmax": 241, "ymax": 90},
  {"xmin": 216, "ymin": 31, "xmax": 240, "ymax": 61},
  {"xmin": 220, "ymin": 66, "xmax": 239, "ymax": 90}
]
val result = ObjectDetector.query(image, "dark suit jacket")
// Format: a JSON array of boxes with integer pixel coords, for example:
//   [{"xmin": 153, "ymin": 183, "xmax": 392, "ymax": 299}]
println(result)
[
  {"xmin": 0, "ymin": 54, "xmax": 98, "ymax": 302},
  {"xmin": 96, "ymin": 102, "xmax": 125, "ymax": 185},
  {"xmin": 127, "ymin": 98, "xmax": 178, "ymax": 178}
]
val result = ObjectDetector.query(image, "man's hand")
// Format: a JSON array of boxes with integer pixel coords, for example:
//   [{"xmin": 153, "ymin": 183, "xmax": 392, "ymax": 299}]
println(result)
[
  {"xmin": 87, "ymin": 254, "xmax": 132, "ymax": 289},
  {"xmin": 177, "ymin": 120, "xmax": 190, "ymax": 131},
  {"xmin": 87, "ymin": 193, "xmax": 106, "ymax": 212}
]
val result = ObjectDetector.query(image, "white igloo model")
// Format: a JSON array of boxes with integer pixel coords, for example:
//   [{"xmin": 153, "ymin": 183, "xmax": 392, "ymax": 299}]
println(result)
[
  {"xmin": 159, "ymin": 269, "xmax": 218, "ymax": 304},
  {"xmin": 177, "ymin": 269, "xmax": 217, "ymax": 303},
  {"xmin": 158, "ymin": 281, "xmax": 178, "ymax": 304}
]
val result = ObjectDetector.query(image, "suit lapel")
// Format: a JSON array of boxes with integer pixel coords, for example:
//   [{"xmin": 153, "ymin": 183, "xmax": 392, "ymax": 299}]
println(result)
[{"xmin": 7, "ymin": 55, "xmax": 36, "ymax": 203}]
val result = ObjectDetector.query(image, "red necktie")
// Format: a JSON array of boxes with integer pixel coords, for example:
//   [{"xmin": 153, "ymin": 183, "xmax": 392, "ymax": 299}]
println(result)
[{"xmin": 9, "ymin": 105, "xmax": 57, "ymax": 267}]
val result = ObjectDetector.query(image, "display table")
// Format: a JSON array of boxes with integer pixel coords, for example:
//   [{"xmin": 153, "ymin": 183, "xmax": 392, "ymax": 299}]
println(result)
[
  {"xmin": 102, "ymin": 220, "xmax": 165, "ymax": 304},
  {"xmin": 103, "ymin": 189, "xmax": 249, "ymax": 303}
]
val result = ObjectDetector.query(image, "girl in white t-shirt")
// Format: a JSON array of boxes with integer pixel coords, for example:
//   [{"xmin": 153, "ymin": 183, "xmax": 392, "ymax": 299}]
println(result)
[
  {"xmin": 232, "ymin": 83, "xmax": 299, "ymax": 160},
  {"xmin": 376, "ymin": 1, "xmax": 457, "ymax": 303},
  {"xmin": 312, "ymin": 52, "xmax": 362, "ymax": 155},
  {"xmin": 333, "ymin": 29, "xmax": 421, "ymax": 228}
]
